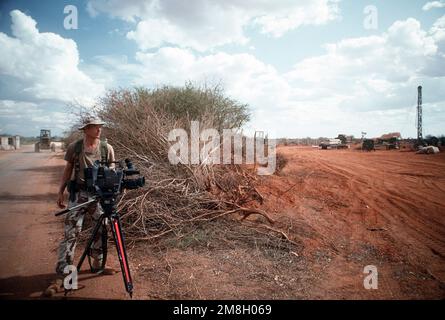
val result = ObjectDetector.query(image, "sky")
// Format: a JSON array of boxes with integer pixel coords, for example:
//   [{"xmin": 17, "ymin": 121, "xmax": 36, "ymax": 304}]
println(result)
[{"xmin": 0, "ymin": 0, "xmax": 444, "ymax": 138}]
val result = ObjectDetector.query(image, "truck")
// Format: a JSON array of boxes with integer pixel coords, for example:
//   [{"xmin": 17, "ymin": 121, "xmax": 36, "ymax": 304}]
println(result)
[
  {"xmin": 319, "ymin": 138, "xmax": 349, "ymax": 150},
  {"xmin": 35, "ymin": 129, "xmax": 52, "ymax": 152}
]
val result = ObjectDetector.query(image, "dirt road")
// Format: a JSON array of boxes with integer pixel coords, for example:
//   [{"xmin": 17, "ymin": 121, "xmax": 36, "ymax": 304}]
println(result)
[{"xmin": 0, "ymin": 146, "xmax": 130, "ymax": 299}]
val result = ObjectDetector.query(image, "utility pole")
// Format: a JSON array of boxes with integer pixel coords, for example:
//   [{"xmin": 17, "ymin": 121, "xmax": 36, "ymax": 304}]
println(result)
[{"xmin": 417, "ymin": 85, "xmax": 423, "ymax": 142}]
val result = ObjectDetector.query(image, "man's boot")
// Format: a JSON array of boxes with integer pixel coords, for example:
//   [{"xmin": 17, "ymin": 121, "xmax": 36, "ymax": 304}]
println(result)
[{"xmin": 43, "ymin": 278, "xmax": 64, "ymax": 297}]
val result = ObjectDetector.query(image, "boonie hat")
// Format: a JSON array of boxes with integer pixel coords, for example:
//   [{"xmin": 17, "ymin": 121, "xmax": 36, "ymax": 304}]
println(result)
[{"xmin": 78, "ymin": 117, "xmax": 105, "ymax": 130}]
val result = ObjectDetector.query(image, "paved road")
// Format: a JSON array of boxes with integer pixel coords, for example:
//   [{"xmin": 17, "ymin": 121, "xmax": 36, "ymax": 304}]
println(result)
[
  {"xmin": 0, "ymin": 146, "xmax": 127, "ymax": 299},
  {"xmin": 0, "ymin": 145, "xmax": 65, "ymax": 298}
]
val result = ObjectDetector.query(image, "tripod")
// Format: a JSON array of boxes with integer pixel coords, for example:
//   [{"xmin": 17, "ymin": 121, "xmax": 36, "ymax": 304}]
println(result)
[{"xmin": 56, "ymin": 194, "xmax": 134, "ymax": 298}]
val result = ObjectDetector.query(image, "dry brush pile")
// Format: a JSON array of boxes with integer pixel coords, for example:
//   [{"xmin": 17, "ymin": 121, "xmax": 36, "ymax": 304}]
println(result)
[{"xmin": 75, "ymin": 84, "xmax": 299, "ymax": 254}]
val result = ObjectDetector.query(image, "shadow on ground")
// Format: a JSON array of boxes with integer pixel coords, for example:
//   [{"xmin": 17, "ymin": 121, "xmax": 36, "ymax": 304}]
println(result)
[
  {"xmin": 0, "ymin": 271, "xmax": 111, "ymax": 300},
  {"xmin": 0, "ymin": 192, "xmax": 58, "ymax": 202},
  {"xmin": 17, "ymin": 165, "xmax": 64, "ymax": 185}
]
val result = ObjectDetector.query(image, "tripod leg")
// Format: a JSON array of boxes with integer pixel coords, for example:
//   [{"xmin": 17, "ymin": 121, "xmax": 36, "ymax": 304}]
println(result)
[
  {"xmin": 77, "ymin": 214, "xmax": 106, "ymax": 272},
  {"xmin": 87, "ymin": 220, "xmax": 108, "ymax": 272},
  {"xmin": 110, "ymin": 215, "xmax": 133, "ymax": 297},
  {"xmin": 100, "ymin": 221, "xmax": 108, "ymax": 270}
]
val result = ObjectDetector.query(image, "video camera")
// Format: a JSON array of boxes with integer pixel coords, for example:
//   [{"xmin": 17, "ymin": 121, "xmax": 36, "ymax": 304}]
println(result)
[{"xmin": 84, "ymin": 158, "xmax": 145, "ymax": 195}]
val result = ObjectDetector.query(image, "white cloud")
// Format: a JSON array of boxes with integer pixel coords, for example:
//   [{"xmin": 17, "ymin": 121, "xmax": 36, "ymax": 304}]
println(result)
[
  {"xmin": 132, "ymin": 47, "xmax": 290, "ymax": 113},
  {"xmin": 288, "ymin": 18, "xmax": 440, "ymax": 84},
  {"xmin": 0, "ymin": 100, "xmax": 39, "ymax": 117},
  {"xmin": 126, "ymin": 16, "xmax": 249, "ymax": 52},
  {"xmin": 430, "ymin": 14, "xmax": 445, "ymax": 50},
  {"xmin": 116, "ymin": 14, "xmax": 445, "ymax": 134},
  {"xmin": 88, "ymin": 14, "xmax": 445, "ymax": 138},
  {"xmin": 87, "ymin": 0, "xmax": 340, "ymax": 51},
  {"xmin": 0, "ymin": 100, "xmax": 72, "ymax": 136},
  {"xmin": 273, "ymin": 16, "xmax": 445, "ymax": 137},
  {"xmin": 0, "ymin": 10, "xmax": 104, "ymax": 105},
  {"xmin": 252, "ymin": 0, "xmax": 340, "ymax": 37},
  {"xmin": 83, "ymin": 46, "xmax": 292, "ymax": 136},
  {"xmin": 3, "ymin": 9, "xmax": 445, "ymax": 139},
  {"xmin": 286, "ymin": 17, "xmax": 444, "ymax": 110},
  {"xmin": 422, "ymin": 1, "xmax": 445, "ymax": 11}
]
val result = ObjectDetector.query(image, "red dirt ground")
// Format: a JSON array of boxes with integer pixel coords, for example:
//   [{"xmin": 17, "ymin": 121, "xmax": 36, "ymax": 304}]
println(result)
[
  {"xmin": 253, "ymin": 146, "xmax": 445, "ymax": 299},
  {"xmin": 0, "ymin": 145, "xmax": 444, "ymax": 299}
]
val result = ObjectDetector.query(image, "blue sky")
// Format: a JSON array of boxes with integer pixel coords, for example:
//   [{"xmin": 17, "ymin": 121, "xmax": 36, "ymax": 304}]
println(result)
[{"xmin": 1, "ymin": 0, "xmax": 444, "ymax": 138}]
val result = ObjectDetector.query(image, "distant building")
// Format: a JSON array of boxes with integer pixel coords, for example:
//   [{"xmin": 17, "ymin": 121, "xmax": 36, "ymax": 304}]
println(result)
[
  {"xmin": 379, "ymin": 132, "xmax": 402, "ymax": 141},
  {"xmin": 0, "ymin": 135, "xmax": 20, "ymax": 150}
]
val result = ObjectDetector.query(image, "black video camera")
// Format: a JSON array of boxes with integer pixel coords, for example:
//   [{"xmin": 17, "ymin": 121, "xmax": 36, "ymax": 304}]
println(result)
[{"xmin": 84, "ymin": 159, "xmax": 145, "ymax": 195}]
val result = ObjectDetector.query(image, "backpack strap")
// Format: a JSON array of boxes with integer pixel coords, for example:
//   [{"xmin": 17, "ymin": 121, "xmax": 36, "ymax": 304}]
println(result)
[
  {"xmin": 100, "ymin": 140, "xmax": 108, "ymax": 164},
  {"xmin": 73, "ymin": 138, "xmax": 84, "ymax": 182}
]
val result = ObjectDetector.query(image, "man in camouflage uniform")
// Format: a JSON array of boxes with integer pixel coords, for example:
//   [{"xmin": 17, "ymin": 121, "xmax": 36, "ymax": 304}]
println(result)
[{"xmin": 45, "ymin": 117, "xmax": 116, "ymax": 296}]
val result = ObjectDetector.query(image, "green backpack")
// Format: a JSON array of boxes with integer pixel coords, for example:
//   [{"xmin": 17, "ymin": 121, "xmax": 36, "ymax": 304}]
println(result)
[{"xmin": 73, "ymin": 138, "xmax": 108, "ymax": 182}]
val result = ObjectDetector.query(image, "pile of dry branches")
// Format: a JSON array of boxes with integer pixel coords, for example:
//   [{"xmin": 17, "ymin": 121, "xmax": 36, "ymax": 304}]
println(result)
[{"xmin": 78, "ymin": 86, "xmax": 297, "ymax": 252}]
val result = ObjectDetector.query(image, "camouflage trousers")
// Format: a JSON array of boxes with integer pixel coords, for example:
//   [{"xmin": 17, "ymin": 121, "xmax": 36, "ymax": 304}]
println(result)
[{"xmin": 55, "ymin": 190, "xmax": 104, "ymax": 276}]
